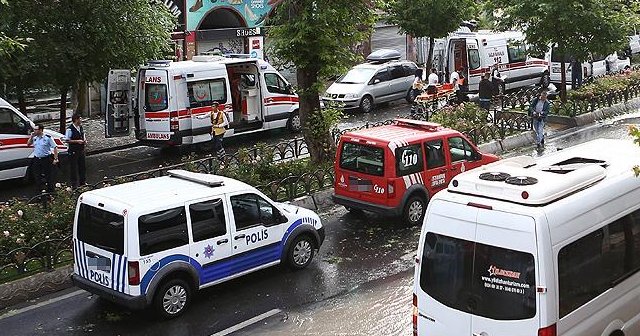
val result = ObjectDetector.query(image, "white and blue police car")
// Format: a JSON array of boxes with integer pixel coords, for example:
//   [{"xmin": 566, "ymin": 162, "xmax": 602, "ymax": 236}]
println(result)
[{"xmin": 72, "ymin": 170, "xmax": 324, "ymax": 318}]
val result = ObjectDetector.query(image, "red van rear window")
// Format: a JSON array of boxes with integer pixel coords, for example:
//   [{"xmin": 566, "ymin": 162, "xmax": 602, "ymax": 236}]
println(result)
[{"xmin": 339, "ymin": 142, "xmax": 385, "ymax": 176}]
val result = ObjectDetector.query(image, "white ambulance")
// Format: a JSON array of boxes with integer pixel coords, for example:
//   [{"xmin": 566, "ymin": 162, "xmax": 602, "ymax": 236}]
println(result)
[
  {"xmin": 432, "ymin": 30, "xmax": 550, "ymax": 94},
  {"xmin": 106, "ymin": 55, "xmax": 301, "ymax": 147},
  {"xmin": 72, "ymin": 170, "xmax": 324, "ymax": 318},
  {"xmin": 413, "ymin": 139, "xmax": 640, "ymax": 336},
  {"xmin": 0, "ymin": 98, "xmax": 67, "ymax": 181}
]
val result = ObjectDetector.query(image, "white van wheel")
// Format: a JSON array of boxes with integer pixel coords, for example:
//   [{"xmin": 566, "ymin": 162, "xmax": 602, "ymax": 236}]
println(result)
[
  {"xmin": 498, "ymin": 82, "xmax": 506, "ymax": 96},
  {"xmin": 287, "ymin": 235, "xmax": 315, "ymax": 270},
  {"xmin": 154, "ymin": 279, "xmax": 191, "ymax": 319},
  {"xmin": 360, "ymin": 95, "xmax": 374, "ymax": 113},
  {"xmin": 403, "ymin": 195, "xmax": 426, "ymax": 226},
  {"xmin": 540, "ymin": 73, "xmax": 551, "ymax": 88},
  {"xmin": 287, "ymin": 111, "xmax": 302, "ymax": 132}
]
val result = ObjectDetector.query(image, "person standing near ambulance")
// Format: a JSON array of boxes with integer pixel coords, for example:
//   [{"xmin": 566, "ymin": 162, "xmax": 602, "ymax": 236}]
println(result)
[
  {"xmin": 65, "ymin": 114, "xmax": 86, "ymax": 189},
  {"xmin": 211, "ymin": 104, "xmax": 229, "ymax": 161},
  {"xmin": 27, "ymin": 124, "xmax": 59, "ymax": 193}
]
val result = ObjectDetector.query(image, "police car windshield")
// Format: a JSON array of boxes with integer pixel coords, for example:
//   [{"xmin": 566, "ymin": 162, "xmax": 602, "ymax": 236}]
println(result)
[
  {"xmin": 337, "ymin": 68, "xmax": 376, "ymax": 84},
  {"xmin": 420, "ymin": 232, "xmax": 536, "ymax": 320},
  {"xmin": 339, "ymin": 142, "xmax": 384, "ymax": 176},
  {"xmin": 77, "ymin": 204, "xmax": 124, "ymax": 255}
]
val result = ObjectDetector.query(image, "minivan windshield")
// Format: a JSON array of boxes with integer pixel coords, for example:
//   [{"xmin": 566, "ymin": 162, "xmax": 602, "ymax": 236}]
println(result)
[
  {"xmin": 336, "ymin": 68, "xmax": 376, "ymax": 84},
  {"xmin": 339, "ymin": 142, "xmax": 385, "ymax": 176},
  {"xmin": 77, "ymin": 204, "xmax": 125, "ymax": 255},
  {"xmin": 420, "ymin": 232, "xmax": 536, "ymax": 320}
]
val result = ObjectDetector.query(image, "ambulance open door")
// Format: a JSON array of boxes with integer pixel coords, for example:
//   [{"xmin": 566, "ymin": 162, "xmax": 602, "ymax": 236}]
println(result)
[{"xmin": 105, "ymin": 69, "xmax": 132, "ymax": 138}]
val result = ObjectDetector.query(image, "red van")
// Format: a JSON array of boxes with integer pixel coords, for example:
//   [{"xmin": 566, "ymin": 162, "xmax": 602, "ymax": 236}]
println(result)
[{"xmin": 333, "ymin": 119, "xmax": 499, "ymax": 225}]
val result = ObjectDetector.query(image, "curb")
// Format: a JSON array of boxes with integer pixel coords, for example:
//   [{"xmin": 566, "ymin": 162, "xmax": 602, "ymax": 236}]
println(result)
[{"xmin": 0, "ymin": 265, "xmax": 73, "ymax": 311}]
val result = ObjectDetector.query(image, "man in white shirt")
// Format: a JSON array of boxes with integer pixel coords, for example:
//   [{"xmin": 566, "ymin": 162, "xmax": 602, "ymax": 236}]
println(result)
[
  {"xmin": 450, "ymin": 69, "xmax": 460, "ymax": 91},
  {"xmin": 426, "ymin": 68, "xmax": 439, "ymax": 94}
]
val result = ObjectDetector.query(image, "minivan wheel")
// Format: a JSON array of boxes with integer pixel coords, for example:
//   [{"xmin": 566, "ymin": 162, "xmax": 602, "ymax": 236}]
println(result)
[
  {"xmin": 406, "ymin": 89, "xmax": 415, "ymax": 103},
  {"xmin": 540, "ymin": 73, "xmax": 551, "ymax": 88},
  {"xmin": 153, "ymin": 279, "xmax": 191, "ymax": 319},
  {"xmin": 403, "ymin": 195, "xmax": 426, "ymax": 226},
  {"xmin": 287, "ymin": 235, "xmax": 315, "ymax": 270},
  {"xmin": 287, "ymin": 111, "xmax": 302, "ymax": 132},
  {"xmin": 360, "ymin": 95, "xmax": 374, "ymax": 113}
]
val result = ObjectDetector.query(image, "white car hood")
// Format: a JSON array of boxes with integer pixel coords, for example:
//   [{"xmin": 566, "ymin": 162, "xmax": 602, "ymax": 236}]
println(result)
[{"xmin": 326, "ymin": 82, "xmax": 366, "ymax": 95}]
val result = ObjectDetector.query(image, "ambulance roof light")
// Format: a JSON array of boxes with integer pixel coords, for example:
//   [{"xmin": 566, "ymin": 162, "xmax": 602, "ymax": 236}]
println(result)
[
  {"xmin": 167, "ymin": 170, "xmax": 225, "ymax": 187},
  {"xmin": 147, "ymin": 60, "xmax": 172, "ymax": 67}
]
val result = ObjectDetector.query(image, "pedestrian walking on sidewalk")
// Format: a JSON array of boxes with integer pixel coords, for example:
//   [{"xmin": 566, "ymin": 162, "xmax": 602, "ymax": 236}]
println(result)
[
  {"xmin": 478, "ymin": 73, "xmax": 493, "ymax": 110},
  {"xmin": 65, "ymin": 114, "xmax": 87, "ymax": 189},
  {"xmin": 27, "ymin": 124, "xmax": 59, "ymax": 193},
  {"xmin": 211, "ymin": 104, "xmax": 229, "ymax": 161},
  {"xmin": 528, "ymin": 91, "xmax": 550, "ymax": 149}
]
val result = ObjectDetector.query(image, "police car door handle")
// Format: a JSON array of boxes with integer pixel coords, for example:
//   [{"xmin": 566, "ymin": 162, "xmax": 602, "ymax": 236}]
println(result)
[
  {"xmin": 217, "ymin": 238, "xmax": 229, "ymax": 245},
  {"xmin": 234, "ymin": 234, "xmax": 246, "ymax": 240}
]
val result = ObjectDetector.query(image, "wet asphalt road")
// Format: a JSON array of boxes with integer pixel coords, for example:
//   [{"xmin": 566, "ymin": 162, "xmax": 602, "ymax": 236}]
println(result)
[
  {"xmin": 0, "ymin": 101, "xmax": 409, "ymax": 202},
  {"xmin": 0, "ymin": 206, "xmax": 420, "ymax": 336}
]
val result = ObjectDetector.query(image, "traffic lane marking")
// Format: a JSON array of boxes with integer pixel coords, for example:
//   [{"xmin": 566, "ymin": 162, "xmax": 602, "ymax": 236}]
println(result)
[
  {"xmin": 211, "ymin": 308, "xmax": 282, "ymax": 336},
  {"xmin": 0, "ymin": 289, "xmax": 86, "ymax": 320}
]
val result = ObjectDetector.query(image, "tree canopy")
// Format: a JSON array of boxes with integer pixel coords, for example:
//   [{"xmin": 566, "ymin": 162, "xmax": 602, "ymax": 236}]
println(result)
[{"xmin": 267, "ymin": 0, "xmax": 377, "ymax": 163}]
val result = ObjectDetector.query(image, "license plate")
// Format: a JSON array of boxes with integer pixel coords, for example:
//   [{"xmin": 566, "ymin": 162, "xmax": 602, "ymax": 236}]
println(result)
[
  {"xmin": 349, "ymin": 176, "xmax": 372, "ymax": 191},
  {"xmin": 146, "ymin": 131, "xmax": 171, "ymax": 140}
]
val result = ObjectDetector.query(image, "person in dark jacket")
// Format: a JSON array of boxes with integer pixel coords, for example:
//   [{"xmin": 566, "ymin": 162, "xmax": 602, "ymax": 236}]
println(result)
[
  {"xmin": 65, "ymin": 114, "xmax": 87, "ymax": 188},
  {"xmin": 478, "ymin": 73, "xmax": 492, "ymax": 110},
  {"xmin": 528, "ymin": 91, "xmax": 551, "ymax": 149}
]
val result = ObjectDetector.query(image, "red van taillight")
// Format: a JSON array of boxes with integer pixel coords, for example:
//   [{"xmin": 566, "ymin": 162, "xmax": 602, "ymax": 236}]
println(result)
[
  {"xmin": 538, "ymin": 324, "xmax": 557, "ymax": 336},
  {"xmin": 170, "ymin": 111, "xmax": 179, "ymax": 131},
  {"xmin": 128, "ymin": 261, "xmax": 140, "ymax": 285},
  {"xmin": 412, "ymin": 294, "xmax": 418, "ymax": 336},
  {"xmin": 388, "ymin": 180, "xmax": 396, "ymax": 199}
]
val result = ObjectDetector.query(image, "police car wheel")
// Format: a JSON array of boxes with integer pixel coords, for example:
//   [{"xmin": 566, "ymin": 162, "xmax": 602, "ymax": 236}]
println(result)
[
  {"xmin": 154, "ymin": 279, "xmax": 191, "ymax": 318},
  {"xmin": 403, "ymin": 196, "xmax": 426, "ymax": 226},
  {"xmin": 288, "ymin": 235, "xmax": 315, "ymax": 269}
]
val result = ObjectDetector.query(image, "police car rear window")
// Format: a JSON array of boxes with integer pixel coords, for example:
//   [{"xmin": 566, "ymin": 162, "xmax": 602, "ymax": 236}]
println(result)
[
  {"xmin": 77, "ymin": 204, "xmax": 124, "ymax": 255},
  {"xmin": 339, "ymin": 142, "xmax": 384, "ymax": 176}
]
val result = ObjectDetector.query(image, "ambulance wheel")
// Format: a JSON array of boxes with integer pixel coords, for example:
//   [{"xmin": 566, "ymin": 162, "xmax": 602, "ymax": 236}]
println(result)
[
  {"xmin": 287, "ymin": 111, "xmax": 302, "ymax": 132},
  {"xmin": 153, "ymin": 278, "xmax": 191, "ymax": 319},
  {"xmin": 403, "ymin": 195, "xmax": 426, "ymax": 226},
  {"xmin": 360, "ymin": 95, "xmax": 374, "ymax": 113},
  {"xmin": 287, "ymin": 234, "xmax": 315, "ymax": 270}
]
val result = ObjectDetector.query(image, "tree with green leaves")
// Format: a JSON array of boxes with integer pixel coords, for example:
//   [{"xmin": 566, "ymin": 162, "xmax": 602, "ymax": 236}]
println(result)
[
  {"xmin": 386, "ymin": 0, "xmax": 476, "ymax": 70},
  {"xmin": 490, "ymin": 0, "xmax": 633, "ymax": 101},
  {"xmin": 0, "ymin": 0, "xmax": 174, "ymax": 133},
  {"xmin": 266, "ymin": 0, "xmax": 377, "ymax": 163}
]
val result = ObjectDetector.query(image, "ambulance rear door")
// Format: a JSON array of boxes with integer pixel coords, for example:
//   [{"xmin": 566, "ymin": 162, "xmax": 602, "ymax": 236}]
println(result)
[
  {"xmin": 106, "ymin": 70, "xmax": 132, "ymax": 138},
  {"xmin": 140, "ymin": 69, "xmax": 172, "ymax": 141}
]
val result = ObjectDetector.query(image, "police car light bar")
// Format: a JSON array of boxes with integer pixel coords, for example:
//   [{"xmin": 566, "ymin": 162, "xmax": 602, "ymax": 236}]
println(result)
[
  {"xmin": 394, "ymin": 118, "xmax": 442, "ymax": 131},
  {"xmin": 167, "ymin": 170, "xmax": 225, "ymax": 187}
]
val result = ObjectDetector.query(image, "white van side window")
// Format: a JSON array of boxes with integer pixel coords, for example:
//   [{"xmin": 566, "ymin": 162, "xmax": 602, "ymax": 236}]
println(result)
[
  {"xmin": 138, "ymin": 207, "xmax": 189, "ymax": 255},
  {"xmin": 558, "ymin": 211, "xmax": 640, "ymax": 317},
  {"xmin": 0, "ymin": 108, "xmax": 29, "ymax": 135},
  {"xmin": 187, "ymin": 79, "xmax": 227, "ymax": 108},
  {"xmin": 468, "ymin": 49, "xmax": 481, "ymax": 70},
  {"xmin": 264, "ymin": 73, "xmax": 289, "ymax": 95},
  {"xmin": 189, "ymin": 199, "xmax": 226, "ymax": 242},
  {"xmin": 507, "ymin": 42, "xmax": 527, "ymax": 63}
]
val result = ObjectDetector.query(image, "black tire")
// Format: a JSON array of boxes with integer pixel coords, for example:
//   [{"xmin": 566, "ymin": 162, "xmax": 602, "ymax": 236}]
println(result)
[
  {"xmin": 287, "ymin": 234, "xmax": 316, "ymax": 270},
  {"xmin": 359, "ymin": 95, "xmax": 374, "ymax": 113},
  {"xmin": 287, "ymin": 111, "xmax": 302, "ymax": 132},
  {"xmin": 20, "ymin": 165, "xmax": 34, "ymax": 185},
  {"xmin": 406, "ymin": 90, "xmax": 415, "ymax": 103},
  {"xmin": 402, "ymin": 195, "xmax": 427, "ymax": 226},
  {"xmin": 540, "ymin": 72, "xmax": 551, "ymax": 88},
  {"xmin": 153, "ymin": 278, "xmax": 192, "ymax": 319},
  {"xmin": 344, "ymin": 206, "xmax": 363, "ymax": 214}
]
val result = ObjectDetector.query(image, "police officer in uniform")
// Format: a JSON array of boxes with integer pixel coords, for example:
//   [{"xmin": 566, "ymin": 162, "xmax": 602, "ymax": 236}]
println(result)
[
  {"xmin": 65, "ymin": 114, "xmax": 86, "ymax": 188},
  {"xmin": 27, "ymin": 124, "xmax": 59, "ymax": 193}
]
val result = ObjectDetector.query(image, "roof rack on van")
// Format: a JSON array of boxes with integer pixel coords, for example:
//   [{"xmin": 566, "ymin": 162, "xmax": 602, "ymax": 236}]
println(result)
[
  {"xmin": 366, "ymin": 49, "xmax": 402, "ymax": 64},
  {"xmin": 167, "ymin": 170, "xmax": 225, "ymax": 187},
  {"xmin": 394, "ymin": 118, "xmax": 442, "ymax": 131}
]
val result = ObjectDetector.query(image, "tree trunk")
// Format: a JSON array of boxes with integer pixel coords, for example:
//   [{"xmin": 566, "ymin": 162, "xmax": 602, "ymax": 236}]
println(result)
[
  {"xmin": 76, "ymin": 82, "xmax": 88, "ymax": 116},
  {"xmin": 16, "ymin": 84, "xmax": 27, "ymax": 115},
  {"xmin": 426, "ymin": 36, "xmax": 435, "ymax": 72},
  {"xmin": 558, "ymin": 43, "xmax": 567, "ymax": 103},
  {"xmin": 59, "ymin": 89, "xmax": 68, "ymax": 134},
  {"xmin": 296, "ymin": 67, "xmax": 330, "ymax": 164}
]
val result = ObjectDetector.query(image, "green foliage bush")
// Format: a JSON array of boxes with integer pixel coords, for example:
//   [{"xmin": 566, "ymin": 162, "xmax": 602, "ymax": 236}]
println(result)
[{"xmin": 430, "ymin": 103, "xmax": 489, "ymax": 133}]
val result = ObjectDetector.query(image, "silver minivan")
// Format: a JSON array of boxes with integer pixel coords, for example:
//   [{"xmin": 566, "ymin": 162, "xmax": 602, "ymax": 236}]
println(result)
[{"xmin": 323, "ymin": 50, "xmax": 417, "ymax": 113}]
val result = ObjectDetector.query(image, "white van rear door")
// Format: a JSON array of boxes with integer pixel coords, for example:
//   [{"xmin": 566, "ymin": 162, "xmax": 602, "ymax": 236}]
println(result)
[
  {"xmin": 106, "ymin": 70, "xmax": 132, "ymax": 138},
  {"xmin": 141, "ymin": 70, "xmax": 172, "ymax": 141},
  {"xmin": 471, "ymin": 209, "xmax": 539, "ymax": 336},
  {"xmin": 415, "ymin": 199, "xmax": 477, "ymax": 336}
]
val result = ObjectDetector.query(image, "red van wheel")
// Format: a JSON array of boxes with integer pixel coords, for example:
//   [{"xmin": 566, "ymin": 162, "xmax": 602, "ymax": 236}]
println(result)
[{"xmin": 403, "ymin": 196, "xmax": 426, "ymax": 226}]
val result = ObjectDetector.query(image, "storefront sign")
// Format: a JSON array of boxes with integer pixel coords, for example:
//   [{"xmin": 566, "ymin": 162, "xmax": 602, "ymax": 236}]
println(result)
[{"xmin": 237, "ymin": 27, "xmax": 261, "ymax": 37}]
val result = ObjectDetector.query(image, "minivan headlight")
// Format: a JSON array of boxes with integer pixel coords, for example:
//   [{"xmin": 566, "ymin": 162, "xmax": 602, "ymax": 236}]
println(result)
[{"xmin": 345, "ymin": 93, "xmax": 359, "ymax": 99}]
